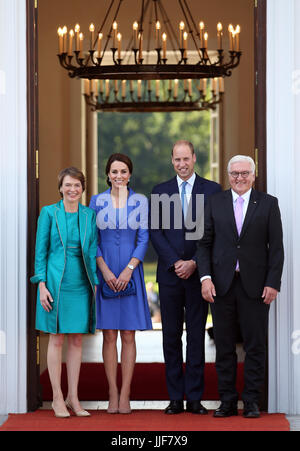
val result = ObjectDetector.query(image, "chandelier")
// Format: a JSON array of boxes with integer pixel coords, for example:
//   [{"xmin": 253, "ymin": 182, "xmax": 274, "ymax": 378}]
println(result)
[
  {"xmin": 57, "ymin": 0, "xmax": 242, "ymax": 83},
  {"xmin": 83, "ymin": 77, "xmax": 224, "ymax": 112}
]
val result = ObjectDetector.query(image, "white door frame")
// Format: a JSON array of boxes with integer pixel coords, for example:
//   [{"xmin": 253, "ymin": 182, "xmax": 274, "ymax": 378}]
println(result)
[{"xmin": 0, "ymin": 0, "xmax": 28, "ymax": 415}]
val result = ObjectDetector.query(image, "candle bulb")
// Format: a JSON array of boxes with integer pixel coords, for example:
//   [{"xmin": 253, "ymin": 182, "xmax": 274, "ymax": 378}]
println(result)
[
  {"xmin": 138, "ymin": 32, "xmax": 143, "ymax": 62},
  {"xmin": 188, "ymin": 79, "xmax": 192, "ymax": 97},
  {"xmin": 122, "ymin": 80, "xmax": 126, "ymax": 98},
  {"xmin": 75, "ymin": 24, "xmax": 80, "ymax": 51},
  {"xmin": 93, "ymin": 80, "xmax": 98, "ymax": 97},
  {"xmin": 217, "ymin": 22, "xmax": 223, "ymax": 49},
  {"xmin": 68, "ymin": 29, "xmax": 74, "ymax": 55},
  {"xmin": 117, "ymin": 32, "xmax": 122, "ymax": 59},
  {"xmin": 174, "ymin": 79, "xmax": 178, "ymax": 98},
  {"xmin": 133, "ymin": 21, "xmax": 138, "ymax": 48},
  {"xmin": 79, "ymin": 32, "xmax": 84, "ymax": 58},
  {"xmin": 204, "ymin": 32, "xmax": 208, "ymax": 49},
  {"xmin": 179, "ymin": 21, "xmax": 185, "ymax": 48},
  {"xmin": 156, "ymin": 80, "xmax": 159, "ymax": 98},
  {"xmin": 228, "ymin": 24, "xmax": 234, "ymax": 51},
  {"xmin": 212, "ymin": 78, "xmax": 217, "ymax": 95},
  {"xmin": 62, "ymin": 26, "xmax": 67, "ymax": 53},
  {"xmin": 84, "ymin": 79, "xmax": 90, "ymax": 96},
  {"xmin": 137, "ymin": 80, "xmax": 142, "ymax": 98},
  {"xmin": 97, "ymin": 32, "xmax": 103, "ymax": 57},
  {"xmin": 199, "ymin": 21, "xmax": 205, "ymax": 47},
  {"xmin": 203, "ymin": 78, "xmax": 207, "ymax": 97},
  {"xmin": 156, "ymin": 21, "xmax": 161, "ymax": 48},
  {"xmin": 219, "ymin": 77, "xmax": 224, "ymax": 93},
  {"xmin": 89, "ymin": 23, "xmax": 95, "ymax": 50},
  {"xmin": 183, "ymin": 31, "xmax": 188, "ymax": 58},
  {"xmin": 105, "ymin": 79, "xmax": 110, "ymax": 98},
  {"xmin": 235, "ymin": 25, "xmax": 241, "ymax": 51},
  {"xmin": 162, "ymin": 32, "xmax": 167, "ymax": 59},
  {"xmin": 112, "ymin": 21, "xmax": 117, "ymax": 48},
  {"xmin": 57, "ymin": 27, "xmax": 63, "ymax": 54}
]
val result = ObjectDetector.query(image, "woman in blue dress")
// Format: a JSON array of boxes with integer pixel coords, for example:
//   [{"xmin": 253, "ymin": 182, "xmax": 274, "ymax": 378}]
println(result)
[
  {"xmin": 31, "ymin": 167, "xmax": 99, "ymax": 418},
  {"xmin": 89, "ymin": 154, "xmax": 152, "ymax": 414}
]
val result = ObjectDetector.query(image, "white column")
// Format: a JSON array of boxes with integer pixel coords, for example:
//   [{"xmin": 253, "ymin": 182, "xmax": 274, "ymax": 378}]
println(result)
[
  {"xmin": 0, "ymin": 0, "xmax": 27, "ymax": 414},
  {"xmin": 267, "ymin": 0, "xmax": 300, "ymax": 414}
]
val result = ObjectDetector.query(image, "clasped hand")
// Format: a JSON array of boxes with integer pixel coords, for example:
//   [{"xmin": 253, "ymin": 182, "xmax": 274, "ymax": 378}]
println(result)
[
  {"xmin": 103, "ymin": 266, "xmax": 132, "ymax": 292},
  {"xmin": 174, "ymin": 259, "xmax": 197, "ymax": 280}
]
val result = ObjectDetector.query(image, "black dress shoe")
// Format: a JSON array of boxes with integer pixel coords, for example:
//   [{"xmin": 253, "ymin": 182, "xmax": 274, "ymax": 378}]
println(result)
[
  {"xmin": 243, "ymin": 402, "xmax": 260, "ymax": 418},
  {"xmin": 213, "ymin": 401, "xmax": 238, "ymax": 418},
  {"xmin": 186, "ymin": 401, "xmax": 208, "ymax": 415},
  {"xmin": 164, "ymin": 400, "xmax": 184, "ymax": 415}
]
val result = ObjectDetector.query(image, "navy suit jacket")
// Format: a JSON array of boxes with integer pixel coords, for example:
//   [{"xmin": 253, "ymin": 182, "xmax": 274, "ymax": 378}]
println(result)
[{"xmin": 150, "ymin": 174, "xmax": 222, "ymax": 286}]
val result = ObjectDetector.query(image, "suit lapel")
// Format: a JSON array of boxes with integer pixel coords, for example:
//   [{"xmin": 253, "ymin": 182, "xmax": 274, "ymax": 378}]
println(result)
[
  {"xmin": 240, "ymin": 189, "xmax": 259, "ymax": 239},
  {"xmin": 185, "ymin": 174, "xmax": 201, "ymax": 221},
  {"xmin": 168, "ymin": 176, "xmax": 179, "ymax": 195},
  {"xmin": 54, "ymin": 200, "xmax": 67, "ymax": 250},
  {"xmin": 224, "ymin": 190, "xmax": 239, "ymax": 239}
]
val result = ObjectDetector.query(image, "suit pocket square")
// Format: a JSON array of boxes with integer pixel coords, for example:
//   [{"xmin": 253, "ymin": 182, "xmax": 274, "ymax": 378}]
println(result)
[{"xmin": 102, "ymin": 280, "xmax": 136, "ymax": 298}]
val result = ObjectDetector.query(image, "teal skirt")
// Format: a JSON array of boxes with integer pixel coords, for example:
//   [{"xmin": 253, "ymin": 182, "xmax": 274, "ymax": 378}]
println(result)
[{"xmin": 58, "ymin": 246, "xmax": 92, "ymax": 334}]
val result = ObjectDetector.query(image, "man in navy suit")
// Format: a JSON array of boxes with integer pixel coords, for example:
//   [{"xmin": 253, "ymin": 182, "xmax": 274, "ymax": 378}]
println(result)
[{"xmin": 149, "ymin": 140, "xmax": 221, "ymax": 414}]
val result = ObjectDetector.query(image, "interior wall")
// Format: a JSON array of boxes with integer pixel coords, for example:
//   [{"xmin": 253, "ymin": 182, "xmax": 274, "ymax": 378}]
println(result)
[{"xmin": 38, "ymin": 0, "xmax": 254, "ymax": 206}]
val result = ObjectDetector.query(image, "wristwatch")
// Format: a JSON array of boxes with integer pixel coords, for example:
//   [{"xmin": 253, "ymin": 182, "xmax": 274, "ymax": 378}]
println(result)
[{"xmin": 127, "ymin": 264, "xmax": 134, "ymax": 270}]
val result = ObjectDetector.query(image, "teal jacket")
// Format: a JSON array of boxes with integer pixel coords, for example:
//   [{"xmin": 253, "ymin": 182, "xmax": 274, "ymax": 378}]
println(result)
[{"xmin": 30, "ymin": 200, "xmax": 99, "ymax": 334}]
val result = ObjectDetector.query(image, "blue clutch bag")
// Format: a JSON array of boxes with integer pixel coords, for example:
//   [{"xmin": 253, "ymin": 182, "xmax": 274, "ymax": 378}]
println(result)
[{"xmin": 101, "ymin": 280, "xmax": 136, "ymax": 299}]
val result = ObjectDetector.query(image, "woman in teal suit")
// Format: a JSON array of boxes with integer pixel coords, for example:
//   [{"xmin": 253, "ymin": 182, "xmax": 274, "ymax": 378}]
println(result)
[{"xmin": 31, "ymin": 167, "xmax": 99, "ymax": 418}]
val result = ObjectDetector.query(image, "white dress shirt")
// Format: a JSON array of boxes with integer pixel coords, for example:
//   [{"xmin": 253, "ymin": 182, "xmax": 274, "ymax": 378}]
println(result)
[{"xmin": 200, "ymin": 188, "xmax": 252, "ymax": 283}]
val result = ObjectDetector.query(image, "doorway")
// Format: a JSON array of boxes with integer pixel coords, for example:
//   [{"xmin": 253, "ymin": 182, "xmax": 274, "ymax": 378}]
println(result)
[{"xmin": 27, "ymin": 0, "xmax": 266, "ymax": 411}]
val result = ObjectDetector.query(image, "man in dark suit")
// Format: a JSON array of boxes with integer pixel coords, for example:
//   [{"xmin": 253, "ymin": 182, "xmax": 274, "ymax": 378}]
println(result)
[
  {"xmin": 149, "ymin": 140, "xmax": 221, "ymax": 414},
  {"xmin": 196, "ymin": 155, "xmax": 284, "ymax": 418}
]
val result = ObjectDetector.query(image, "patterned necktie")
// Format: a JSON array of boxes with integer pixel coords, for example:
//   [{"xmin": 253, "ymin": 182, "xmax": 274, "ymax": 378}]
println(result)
[
  {"xmin": 235, "ymin": 196, "xmax": 244, "ymax": 270},
  {"xmin": 181, "ymin": 181, "xmax": 188, "ymax": 217}
]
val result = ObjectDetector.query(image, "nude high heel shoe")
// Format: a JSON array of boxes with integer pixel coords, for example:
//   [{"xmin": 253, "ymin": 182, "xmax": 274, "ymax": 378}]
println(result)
[
  {"xmin": 65, "ymin": 400, "xmax": 91, "ymax": 417},
  {"xmin": 51, "ymin": 402, "xmax": 71, "ymax": 418}
]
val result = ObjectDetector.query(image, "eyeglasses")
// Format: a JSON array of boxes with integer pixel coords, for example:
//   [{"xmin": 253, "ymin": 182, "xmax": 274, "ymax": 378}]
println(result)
[{"xmin": 229, "ymin": 171, "xmax": 251, "ymax": 179}]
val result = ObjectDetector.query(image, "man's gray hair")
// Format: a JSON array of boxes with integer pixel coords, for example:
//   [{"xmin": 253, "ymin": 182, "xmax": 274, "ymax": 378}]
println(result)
[{"xmin": 227, "ymin": 155, "xmax": 256, "ymax": 174}]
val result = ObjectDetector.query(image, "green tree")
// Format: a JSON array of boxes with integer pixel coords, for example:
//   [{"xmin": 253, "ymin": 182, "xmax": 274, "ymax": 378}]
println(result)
[{"xmin": 97, "ymin": 110, "xmax": 211, "ymax": 197}]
